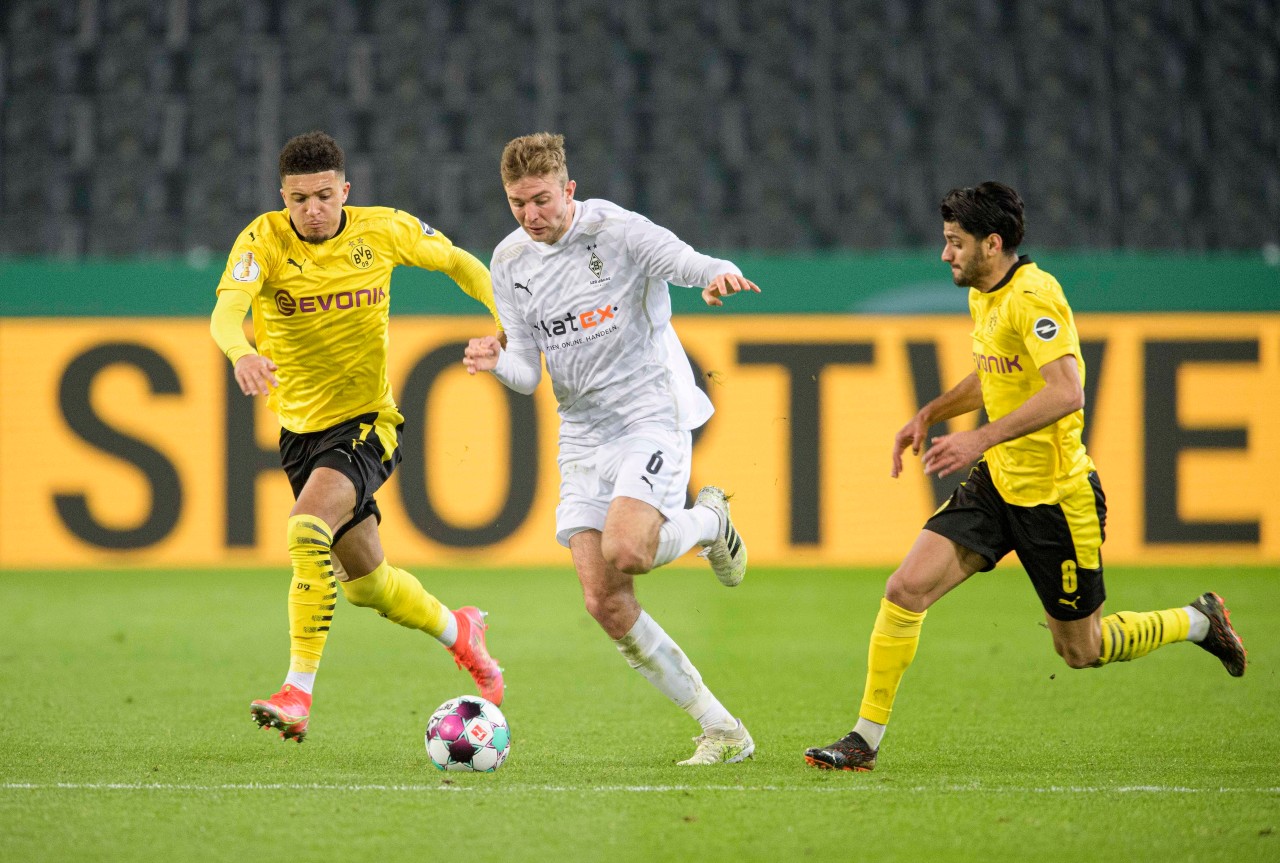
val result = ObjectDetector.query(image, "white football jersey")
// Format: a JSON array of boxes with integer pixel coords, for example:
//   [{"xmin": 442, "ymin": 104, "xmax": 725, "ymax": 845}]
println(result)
[{"xmin": 489, "ymin": 198, "xmax": 740, "ymax": 446}]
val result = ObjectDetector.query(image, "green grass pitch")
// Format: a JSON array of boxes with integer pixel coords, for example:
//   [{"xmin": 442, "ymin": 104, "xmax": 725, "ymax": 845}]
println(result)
[{"xmin": 1, "ymin": 564, "xmax": 1276, "ymax": 862}]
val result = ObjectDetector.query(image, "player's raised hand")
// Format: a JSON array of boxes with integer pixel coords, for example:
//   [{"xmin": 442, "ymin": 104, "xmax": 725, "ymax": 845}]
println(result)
[
  {"xmin": 463, "ymin": 335, "xmax": 503, "ymax": 375},
  {"xmin": 891, "ymin": 413, "xmax": 930, "ymax": 478},
  {"xmin": 234, "ymin": 354, "xmax": 279, "ymax": 396},
  {"xmin": 702, "ymin": 273, "xmax": 761, "ymax": 307}
]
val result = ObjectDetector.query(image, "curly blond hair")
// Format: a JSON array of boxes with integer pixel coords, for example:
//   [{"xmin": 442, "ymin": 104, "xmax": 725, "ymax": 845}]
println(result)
[{"xmin": 500, "ymin": 132, "xmax": 569, "ymax": 186}]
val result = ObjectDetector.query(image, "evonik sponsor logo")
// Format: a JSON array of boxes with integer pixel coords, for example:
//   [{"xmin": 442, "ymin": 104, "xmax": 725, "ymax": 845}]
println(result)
[
  {"xmin": 535, "ymin": 304, "xmax": 617, "ymax": 338},
  {"xmin": 274, "ymin": 286, "xmax": 387, "ymax": 317},
  {"xmin": 973, "ymin": 352, "xmax": 1024, "ymax": 374}
]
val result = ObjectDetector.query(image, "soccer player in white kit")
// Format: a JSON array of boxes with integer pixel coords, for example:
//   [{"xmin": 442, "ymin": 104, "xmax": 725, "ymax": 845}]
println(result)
[{"xmin": 463, "ymin": 133, "xmax": 760, "ymax": 765}]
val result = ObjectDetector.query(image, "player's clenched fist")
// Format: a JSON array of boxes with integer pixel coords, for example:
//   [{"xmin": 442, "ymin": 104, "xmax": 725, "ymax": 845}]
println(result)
[{"xmin": 463, "ymin": 335, "xmax": 503, "ymax": 374}]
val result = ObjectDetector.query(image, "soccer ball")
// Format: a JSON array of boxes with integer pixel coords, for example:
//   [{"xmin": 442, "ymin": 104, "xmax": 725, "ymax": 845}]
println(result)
[{"xmin": 425, "ymin": 695, "xmax": 510, "ymax": 772}]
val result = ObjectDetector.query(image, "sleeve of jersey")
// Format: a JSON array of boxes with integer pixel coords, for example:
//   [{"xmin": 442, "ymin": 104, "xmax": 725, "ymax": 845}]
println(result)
[
  {"xmin": 212, "ymin": 225, "xmax": 272, "ymax": 365},
  {"xmin": 210, "ymin": 289, "xmax": 257, "ymax": 365},
  {"xmin": 492, "ymin": 344, "xmax": 542, "ymax": 394},
  {"xmin": 215, "ymin": 223, "xmax": 272, "ymax": 299},
  {"xmin": 623, "ymin": 216, "xmax": 742, "ymax": 287},
  {"xmin": 488, "ymin": 254, "xmax": 541, "ymax": 394},
  {"xmin": 393, "ymin": 212, "xmax": 504, "ymax": 331},
  {"xmin": 1019, "ymin": 291, "xmax": 1080, "ymax": 369},
  {"xmin": 440, "ymin": 246, "xmax": 504, "ymax": 331}
]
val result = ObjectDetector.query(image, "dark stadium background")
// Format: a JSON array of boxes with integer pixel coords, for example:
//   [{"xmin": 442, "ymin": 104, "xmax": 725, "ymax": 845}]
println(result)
[{"xmin": 1, "ymin": 0, "xmax": 1276, "ymax": 258}]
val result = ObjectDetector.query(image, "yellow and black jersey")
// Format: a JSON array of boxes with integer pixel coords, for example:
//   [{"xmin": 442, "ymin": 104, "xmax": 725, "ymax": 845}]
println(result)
[
  {"xmin": 213, "ymin": 206, "xmax": 501, "ymax": 434},
  {"xmin": 969, "ymin": 256, "xmax": 1095, "ymax": 506}
]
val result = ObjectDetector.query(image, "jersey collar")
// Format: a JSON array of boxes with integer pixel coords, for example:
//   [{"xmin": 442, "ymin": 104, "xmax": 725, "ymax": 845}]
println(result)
[
  {"xmin": 985, "ymin": 254, "xmax": 1032, "ymax": 293},
  {"xmin": 288, "ymin": 208, "xmax": 348, "ymax": 245}
]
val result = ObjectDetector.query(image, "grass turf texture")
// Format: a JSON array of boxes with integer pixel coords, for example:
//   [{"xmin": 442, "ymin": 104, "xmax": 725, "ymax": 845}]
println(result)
[{"xmin": 1, "ymin": 564, "xmax": 1276, "ymax": 862}]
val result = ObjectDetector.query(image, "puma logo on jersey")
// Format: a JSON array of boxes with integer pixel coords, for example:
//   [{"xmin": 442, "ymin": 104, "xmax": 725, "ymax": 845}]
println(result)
[
  {"xmin": 287, "ymin": 257, "xmax": 305, "ymax": 274},
  {"xmin": 514, "ymin": 279, "xmax": 533, "ymax": 295},
  {"xmin": 1058, "ymin": 596, "xmax": 1079, "ymax": 609},
  {"xmin": 640, "ymin": 476, "xmax": 654, "ymax": 491},
  {"xmin": 1034, "ymin": 317, "xmax": 1060, "ymax": 341}
]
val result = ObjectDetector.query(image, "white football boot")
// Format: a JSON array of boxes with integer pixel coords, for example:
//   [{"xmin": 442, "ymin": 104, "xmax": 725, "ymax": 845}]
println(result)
[{"xmin": 695, "ymin": 486, "xmax": 747, "ymax": 587}]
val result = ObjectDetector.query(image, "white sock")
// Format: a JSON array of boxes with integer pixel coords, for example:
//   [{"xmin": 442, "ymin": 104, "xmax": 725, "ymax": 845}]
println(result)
[
  {"xmin": 695, "ymin": 705, "xmax": 739, "ymax": 734},
  {"xmin": 437, "ymin": 610, "xmax": 459, "ymax": 648},
  {"xmin": 284, "ymin": 671, "xmax": 315, "ymax": 694},
  {"xmin": 691, "ymin": 503, "xmax": 722, "ymax": 544},
  {"xmin": 615, "ymin": 610, "xmax": 735, "ymax": 732},
  {"xmin": 1184, "ymin": 605, "xmax": 1210, "ymax": 642},
  {"xmin": 652, "ymin": 508, "xmax": 718, "ymax": 567},
  {"xmin": 853, "ymin": 717, "xmax": 885, "ymax": 750}
]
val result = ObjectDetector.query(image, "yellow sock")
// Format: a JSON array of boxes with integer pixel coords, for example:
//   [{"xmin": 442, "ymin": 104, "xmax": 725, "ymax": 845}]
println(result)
[
  {"xmin": 286, "ymin": 515, "xmax": 337, "ymax": 674},
  {"xmin": 859, "ymin": 597, "xmax": 927, "ymax": 725},
  {"xmin": 341, "ymin": 559, "xmax": 450, "ymax": 638},
  {"xmin": 1095, "ymin": 608, "xmax": 1190, "ymax": 666}
]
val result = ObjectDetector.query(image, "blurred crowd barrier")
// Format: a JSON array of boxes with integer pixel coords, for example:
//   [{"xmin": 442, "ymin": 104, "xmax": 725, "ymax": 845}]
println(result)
[{"xmin": 3, "ymin": 312, "xmax": 1276, "ymax": 568}]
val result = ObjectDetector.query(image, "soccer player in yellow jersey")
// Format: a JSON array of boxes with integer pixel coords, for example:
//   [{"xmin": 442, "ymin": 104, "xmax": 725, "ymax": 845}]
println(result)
[
  {"xmin": 210, "ymin": 131, "xmax": 505, "ymax": 742},
  {"xmin": 805, "ymin": 182, "xmax": 1246, "ymax": 772}
]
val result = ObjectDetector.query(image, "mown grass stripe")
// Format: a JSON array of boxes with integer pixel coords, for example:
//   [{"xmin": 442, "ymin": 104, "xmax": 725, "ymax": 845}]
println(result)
[{"xmin": 4, "ymin": 782, "xmax": 1277, "ymax": 794}]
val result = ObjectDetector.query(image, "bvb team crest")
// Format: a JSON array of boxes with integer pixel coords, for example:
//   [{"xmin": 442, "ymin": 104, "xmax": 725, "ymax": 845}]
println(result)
[{"xmin": 350, "ymin": 241, "xmax": 375, "ymax": 269}]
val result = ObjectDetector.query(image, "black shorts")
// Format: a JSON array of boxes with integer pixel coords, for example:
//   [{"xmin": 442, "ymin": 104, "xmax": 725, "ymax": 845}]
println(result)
[
  {"xmin": 923, "ymin": 460, "xmax": 1107, "ymax": 621},
  {"xmin": 279, "ymin": 410, "xmax": 404, "ymax": 544}
]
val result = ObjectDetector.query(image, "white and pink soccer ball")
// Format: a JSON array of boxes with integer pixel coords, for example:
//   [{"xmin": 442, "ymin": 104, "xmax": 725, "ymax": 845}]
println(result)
[{"xmin": 425, "ymin": 695, "xmax": 510, "ymax": 772}]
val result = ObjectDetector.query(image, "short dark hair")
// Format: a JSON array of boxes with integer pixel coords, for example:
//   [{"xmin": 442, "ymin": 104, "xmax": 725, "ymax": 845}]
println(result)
[
  {"xmin": 279, "ymin": 131, "xmax": 345, "ymax": 178},
  {"xmin": 939, "ymin": 181, "xmax": 1025, "ymax": 251}
]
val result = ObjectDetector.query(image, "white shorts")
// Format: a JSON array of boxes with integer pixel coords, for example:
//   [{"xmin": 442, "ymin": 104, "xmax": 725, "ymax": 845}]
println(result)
[{"xmin": 555, "ymin": 428, "xmax": 692, "ymax": 547}]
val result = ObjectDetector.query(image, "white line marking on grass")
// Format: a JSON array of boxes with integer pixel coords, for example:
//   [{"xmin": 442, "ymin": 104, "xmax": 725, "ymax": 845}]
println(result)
[{"xmin": 4, "ymin": 783, "xmax": 1279, "ymax": 794}]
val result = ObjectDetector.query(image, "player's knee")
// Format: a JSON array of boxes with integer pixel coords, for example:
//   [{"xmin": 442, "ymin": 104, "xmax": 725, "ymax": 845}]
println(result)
[
  {"xmin": 582, "ymin": 590, "xmax": 628, "ymax": 629},
  {"xmin": 884, "ymin": 575, "xmax": 927, "ymax": 612},
  {"xmin": 601, "ymin": 535, "xmax": 653, "ymax": 576},
  {"xmin": 1057, "ymin": 641, "xmax": 1100, "ymax": 669},
  {"xmin": 883, "ymin": 580, "xmax": 911, "ymax": 609},
  {"xmin": 612, "ymin": 553, "xmax": 652, "ymax": 576}
]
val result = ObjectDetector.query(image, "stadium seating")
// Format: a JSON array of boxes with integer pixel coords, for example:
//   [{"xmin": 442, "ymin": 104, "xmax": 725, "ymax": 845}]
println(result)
[{"xmin": 1, "ymin": 0, "xmax": 1275, "ymax": 255}]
